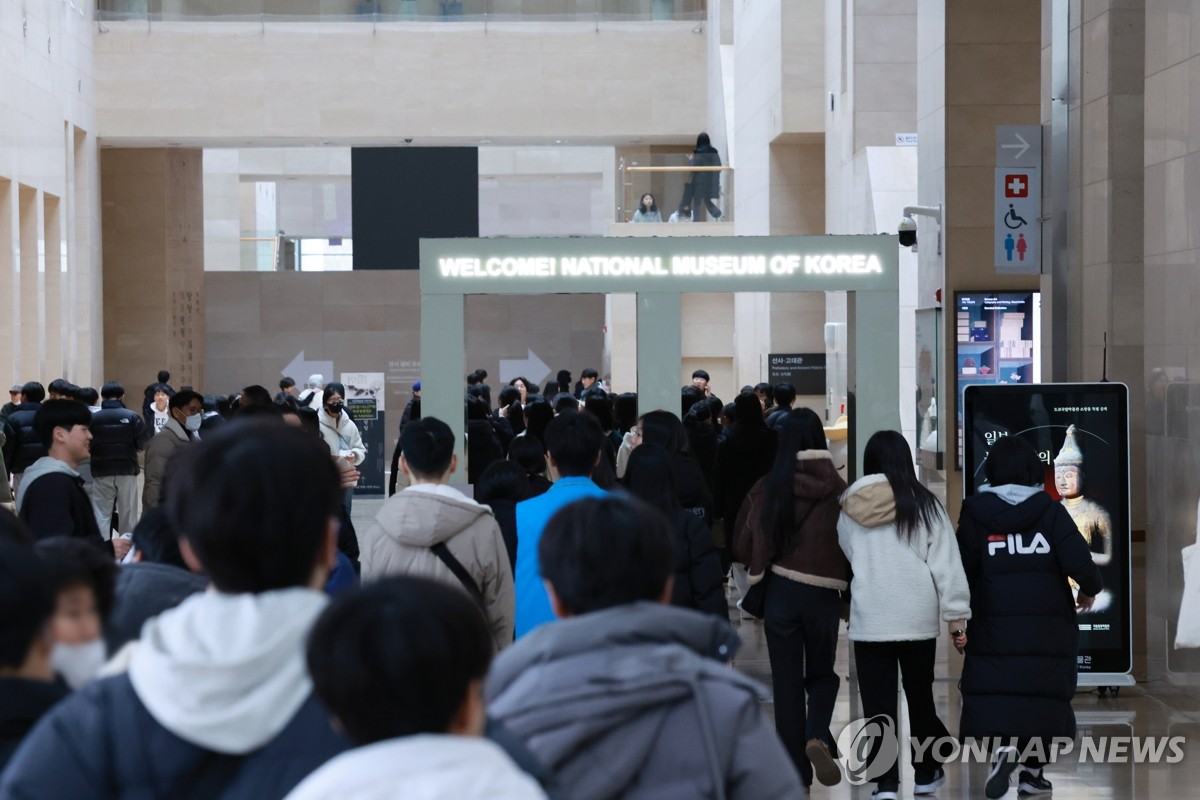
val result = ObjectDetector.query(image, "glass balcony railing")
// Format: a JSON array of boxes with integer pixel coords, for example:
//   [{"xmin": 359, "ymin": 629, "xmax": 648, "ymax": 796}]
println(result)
[
  {"xmin": 96, "ymin": 0, "xmax": 706, "ymax": 22},
  {"xmin": 618, "ymin": 154, "xmax": 733, "ymax": 225}
]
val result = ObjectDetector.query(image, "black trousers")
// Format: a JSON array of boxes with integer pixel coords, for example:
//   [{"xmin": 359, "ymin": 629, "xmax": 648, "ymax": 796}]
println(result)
[
  {"xmin": 764, "ymin": 578, "xmax": 842, "ymax": 787},
  {"xmin": 854, "ymin": 639, "xmax": 951, "ymax": 787}
]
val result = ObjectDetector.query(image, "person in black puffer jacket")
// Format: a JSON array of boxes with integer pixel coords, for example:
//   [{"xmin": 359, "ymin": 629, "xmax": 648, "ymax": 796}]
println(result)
[
  {"xmin": 956, "ymin": 436, "xmax": 1102, "ymax": 799},
  {"xmin": 714, "ymin": 392, "xmax": 778, "ymax": 570},
  {"xmin": 2, "ymin": 382, "xmax": 46, "ymax": 491},
  {"xmin": 88, "ymin": 382, "xmax": 147, "ymax": 537},
  {"xmin": 639, "ymin": 410, "xmax": 713, "ymax": 529},
  {"xmin": 624, "ymin": 444, "xmax": 727, "ymax": 619},
  {"xmin": 466, "ymin": 396, "xmax": 504, "ymax": 486},
  {"xmin": 476, "ymin": 460, "xmax": 530, "ymax": 579}
]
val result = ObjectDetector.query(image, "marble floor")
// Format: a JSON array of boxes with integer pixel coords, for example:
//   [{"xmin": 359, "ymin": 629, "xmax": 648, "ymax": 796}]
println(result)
[{"xmin": 351, "ymin": 497, "xmax": 1200, "ymax": 799}]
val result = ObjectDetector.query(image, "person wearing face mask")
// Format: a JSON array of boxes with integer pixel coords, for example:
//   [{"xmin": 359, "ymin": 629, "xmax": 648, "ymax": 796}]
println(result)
[
  {"xmin": 142, "ymin": 390, "xmax": 203, "ymax": 511},
  {"xmin": 0, "ymin": 537, "xmax": 68, "ymax": 770},
  {"xmin": 1, "ymin": 423, "xmax": 351, "ymax": 799},
  {"xmin": 34, "ymin": 536, "xmax": 118, "ymax": 692},
  {"xmin": 318, "ymin": 382, "xmax": 366, "ymax": 513}
]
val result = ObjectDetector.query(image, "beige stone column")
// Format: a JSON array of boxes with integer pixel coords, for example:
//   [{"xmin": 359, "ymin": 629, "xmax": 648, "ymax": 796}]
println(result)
[
  {"xmin": 0, "ymin": 180, "xmax": 14, "ymax": 385},
  {"xmin": 18, "ymin": 186, "xmax": 44, "ymax": 381},
  {"xmin": 919, "ymin": 1, "xmax": 1043, "ymax": 517},
  {"xmin": 44, "ymin": 194, "xmax": 64, "ymax": 380},
  {"xmin": 101, "ymin": 149, "xmax": 205, "ymax": 394}
]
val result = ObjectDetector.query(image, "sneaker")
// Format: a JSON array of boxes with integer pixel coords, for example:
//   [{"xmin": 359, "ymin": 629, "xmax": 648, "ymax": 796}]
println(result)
[
  {"xmin": 805, "ymin": 738, "xmax": 842, "ymax": 786},
  {"xmin": 914, "ymin": 766, "xmax": 945, "ymax": 794},
  {"xmin": 986, "ymin": 745, "xmax": 1020, "ymax": 798},
  {"xmin": 871, "ymin": 785, "xmax": 900, "ymax": 800},
  {"xmin": 1017, "ymin": 769, "xmax": 1053, "ymax": 795}
]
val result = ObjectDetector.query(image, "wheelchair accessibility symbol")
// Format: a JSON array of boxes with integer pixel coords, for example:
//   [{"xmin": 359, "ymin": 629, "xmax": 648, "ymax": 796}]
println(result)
[{"xmin": 1003, "ymin": 203, "xmax": 1028, "ymax": 229}]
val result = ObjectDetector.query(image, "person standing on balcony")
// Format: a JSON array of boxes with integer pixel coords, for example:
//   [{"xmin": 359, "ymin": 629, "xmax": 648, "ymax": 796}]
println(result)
[{"xmin": 690, "ymin": 132, "xmax": 724, "ymax": 221}]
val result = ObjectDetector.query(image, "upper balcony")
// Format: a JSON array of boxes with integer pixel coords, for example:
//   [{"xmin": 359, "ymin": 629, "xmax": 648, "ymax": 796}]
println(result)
[
  {"xmin": 96, "ymin": 0, "xmax": 707, "ymax": 22},
  {"xmin": 92, "ymin": 1, "xmax": 709, "ymax": 144},
  {"xmin": 611, "ymin": 152, "xmax": 734, "ymax": 235}
]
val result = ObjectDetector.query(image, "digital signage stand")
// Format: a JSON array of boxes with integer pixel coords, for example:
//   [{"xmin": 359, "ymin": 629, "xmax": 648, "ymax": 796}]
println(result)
[{"xmin": 963, "ymin": 382, "xmax": 1134, "ymax": 693}]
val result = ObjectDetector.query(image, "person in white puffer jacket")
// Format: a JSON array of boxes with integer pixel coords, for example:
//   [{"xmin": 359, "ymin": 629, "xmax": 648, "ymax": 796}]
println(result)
[{"xmin": 837, "ymin": 430, "xmax": 971, "ymax": 800}]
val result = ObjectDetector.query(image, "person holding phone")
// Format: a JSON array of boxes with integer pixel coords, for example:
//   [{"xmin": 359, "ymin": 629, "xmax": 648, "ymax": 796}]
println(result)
[{"xmin": 837, "ymin": 430, "xmax": 971, "ymax": 800}]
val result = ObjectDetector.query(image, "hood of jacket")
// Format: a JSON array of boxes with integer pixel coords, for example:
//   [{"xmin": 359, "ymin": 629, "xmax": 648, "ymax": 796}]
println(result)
[
  {"xmin": 964, "ymin": 486, "xmax": 1054, "ymax": 530},
  {"xmin": 376, "ymin": 487, "xmax": 494, "ymax": 547},
  {"xmin": 127, "ymin": 588, "xmax": 327, "ymax": 754},
  {"xmin": 841, "ymin": 474, "xmax": 896, "ymax": 528},
  {"xmin": 160, "ymin": 415, "xmax": 190, "ymax": 443},
  {"xmin": 486, "ymin": 603, "xmax": 755, "ymax": 796},
  {"xmin": 14, "ymin": 456, "xmax": 80, "ymax": 510},
  {"xmin": 99, "ymin": 399, "xmax": 126, "ymax": 410},
  {"xmin": 980, "ymin": 483, "xmax": 1044, "ymax": 507},
  {"xmin": 284, "ymin": 735, "xmax": 546, "ymax": 800},
  {"xmin": 793, "ymin": 449, "xmax": 842, "ymax": 501}
]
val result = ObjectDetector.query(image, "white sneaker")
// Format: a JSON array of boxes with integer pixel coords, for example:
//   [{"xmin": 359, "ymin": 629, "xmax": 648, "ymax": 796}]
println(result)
[{"xmin": 986, "ymin": 745, "xmax": 1020, "ymax": 798}]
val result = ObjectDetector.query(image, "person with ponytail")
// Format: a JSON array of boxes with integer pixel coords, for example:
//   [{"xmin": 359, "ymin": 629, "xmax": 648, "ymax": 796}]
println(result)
[
  {"xmin": 837, "ymin": 430, "xmax": 971, "ymax": 800},
  {"xmin": 733, "ymin": 408, "xmax": 847, "ymax": 790}
]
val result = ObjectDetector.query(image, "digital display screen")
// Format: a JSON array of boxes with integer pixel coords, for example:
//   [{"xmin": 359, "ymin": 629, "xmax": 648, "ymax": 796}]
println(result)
[
  {"xmin": 963, "ymin": 383, "xmax": 1132, "ymax": 676},
  {"xmin": 954, "ymin": 292, "xmax": 1042, "ymax": 469}
]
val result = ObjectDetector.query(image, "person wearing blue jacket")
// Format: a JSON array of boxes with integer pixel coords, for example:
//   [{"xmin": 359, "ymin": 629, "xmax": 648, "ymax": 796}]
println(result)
[
  {"xmin": 0, "ymin": 422, "xmax": 350, "ymax": 800},
  {"xmin": 514, "ymin": 412, "xmax": 609, "ymax": 638}
]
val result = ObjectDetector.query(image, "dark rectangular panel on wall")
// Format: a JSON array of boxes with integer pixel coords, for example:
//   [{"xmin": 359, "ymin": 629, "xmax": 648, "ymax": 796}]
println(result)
[{"xmin": 351, "ymin": 147, "xmax": 479, "ymax": 270}]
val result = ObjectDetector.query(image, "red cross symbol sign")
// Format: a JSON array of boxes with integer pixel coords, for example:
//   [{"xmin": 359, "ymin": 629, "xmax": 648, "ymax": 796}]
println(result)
[{"xmin": 1004, "ymin": 174, "xmax": 1029, "ymax": 198}]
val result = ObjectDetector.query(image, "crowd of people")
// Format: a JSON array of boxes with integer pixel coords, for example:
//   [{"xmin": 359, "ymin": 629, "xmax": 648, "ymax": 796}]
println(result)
[{"xmin": 0, "ymin": 364, "xmax": 1104, "ymax": 800}]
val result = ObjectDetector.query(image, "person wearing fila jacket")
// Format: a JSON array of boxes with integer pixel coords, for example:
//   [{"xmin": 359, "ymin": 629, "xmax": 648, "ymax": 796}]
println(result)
[
  {"xmin": 955, "ymin": 435, "xmax": 1102, "ymax": 799},
  {"xmin": 837, "ymin": 431, "xmax": 971, "ymax": 800}
]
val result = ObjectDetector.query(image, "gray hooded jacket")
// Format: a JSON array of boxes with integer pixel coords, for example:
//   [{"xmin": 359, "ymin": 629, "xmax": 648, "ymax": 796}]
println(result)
[{"xmin": 485, "ymin": 602, "xmax": 805, "ymax": 800}]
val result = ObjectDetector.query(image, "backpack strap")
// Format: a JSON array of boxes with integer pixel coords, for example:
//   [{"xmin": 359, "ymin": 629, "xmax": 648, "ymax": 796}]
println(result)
[{"xmin": 431, "ymin": 542, "xmax": 485, "ymax": 607}]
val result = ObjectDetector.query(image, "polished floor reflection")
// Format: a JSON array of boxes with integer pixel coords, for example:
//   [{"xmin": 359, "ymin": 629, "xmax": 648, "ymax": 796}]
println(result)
[
  {"xmin": 729, "ymin": 596, "xmax": 1200, "ymax": 799},
  {"xmin": 351, "ymin": 498, "xmax": 1200, "ymax": 799}
]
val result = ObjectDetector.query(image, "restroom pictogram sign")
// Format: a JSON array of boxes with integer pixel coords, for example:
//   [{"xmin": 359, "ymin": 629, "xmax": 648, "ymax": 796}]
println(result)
[{"xmin": 1004, "ymin": 174, "xmax": 1029, "ymax": 198}]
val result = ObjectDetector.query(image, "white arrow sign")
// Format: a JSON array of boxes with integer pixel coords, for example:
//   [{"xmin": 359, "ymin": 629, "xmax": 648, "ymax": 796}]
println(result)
[
  {"xmin": 499, "ymin": 349, "xmax": 550, "ymax": 386},
  {"xmin": 1001, "ymin": 132, "xmax": 1031, "ymax": 161},
  {"xmin": 283, "ymin": 351, "xmax": 334, "ymax": 383}
]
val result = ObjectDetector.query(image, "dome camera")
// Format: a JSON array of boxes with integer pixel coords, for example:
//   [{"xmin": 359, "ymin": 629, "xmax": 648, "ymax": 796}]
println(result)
[{"xmin": 898, "ymin": 214, "xmax": 917, "ymax": 249}]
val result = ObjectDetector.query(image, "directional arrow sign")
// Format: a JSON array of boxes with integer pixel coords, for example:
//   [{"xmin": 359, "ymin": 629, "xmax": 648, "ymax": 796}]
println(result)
[
  {"xmin": 1000, "ymin": 131, "xmax": 1031, "ymax": 161},
  {"xmin": 283, "ymin": 351, "xmax": 334, "ymax": 383},
  {"xmin": 499, "ymin": 349, "xmax": 550, "ymax": 386},
  {"xmin": 996, "ymin": 125, "xmax": 1041, "ymax": 168}
]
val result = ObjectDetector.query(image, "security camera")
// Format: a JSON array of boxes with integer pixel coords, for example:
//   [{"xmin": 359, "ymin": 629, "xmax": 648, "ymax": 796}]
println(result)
[
  {"xmin": 403, "ymin": 138, "xmax": 413, "ymax": 144},
  {"xmin": 898, "ymin": 215, "xmax": 917, "ymax": 249}
]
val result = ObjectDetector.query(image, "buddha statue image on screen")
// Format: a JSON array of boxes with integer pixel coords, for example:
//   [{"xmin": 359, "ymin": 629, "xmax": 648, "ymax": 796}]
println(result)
[{"xmin": 1054, "ymin": 424, "xmax": 1113, "ymax": 613}]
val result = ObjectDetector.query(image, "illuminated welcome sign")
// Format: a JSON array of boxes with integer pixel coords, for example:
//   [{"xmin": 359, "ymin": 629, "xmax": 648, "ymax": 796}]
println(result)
[{"xmin": 421, "ymin": 235, "xmax": 896, "ymax": 294}]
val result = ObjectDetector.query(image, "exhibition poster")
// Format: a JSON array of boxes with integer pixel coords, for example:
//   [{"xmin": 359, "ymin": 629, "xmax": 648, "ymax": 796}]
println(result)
[
  {"xmin": 341, "ymin": 372, "xmax": 386, "ymax": 496},
  {"xmin": 963, "ymin": 383, "xmax": 1132, "ymax": 676}
]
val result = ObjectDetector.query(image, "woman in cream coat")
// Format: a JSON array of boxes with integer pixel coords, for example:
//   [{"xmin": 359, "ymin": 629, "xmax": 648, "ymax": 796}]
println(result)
[{"xmin": 837, "ymin": 430, "xmax": 971, "ymax": 800}]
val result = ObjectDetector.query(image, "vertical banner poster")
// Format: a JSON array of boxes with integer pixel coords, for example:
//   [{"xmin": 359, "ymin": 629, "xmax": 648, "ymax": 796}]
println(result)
[
  {"xmin": 963, "ymin": 383, "xmax": 1132, "ymax": 677},
  {"xmin": 341, "ymin": 372, "xmax": 386, "ymax": 496}
]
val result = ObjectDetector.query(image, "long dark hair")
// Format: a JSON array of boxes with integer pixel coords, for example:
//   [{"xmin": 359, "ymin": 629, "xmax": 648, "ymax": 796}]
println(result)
[
  {"xmin": 639, "ymin": 410, "xmax": 688, "ymax": 454},
  {"xmin": 862, "ymin": 430, "xmax": 944, "ymax": 541},
  {"xmin": 523, "ymin": 400, "xmax": 554, "ymax": 445},
  {"xmin": 759, "ymin": 408, "xmax": 827, "ymax": 554},
  {"xmin": 625, "ymin": 444, "xmax": 681, "ymax": 514}
]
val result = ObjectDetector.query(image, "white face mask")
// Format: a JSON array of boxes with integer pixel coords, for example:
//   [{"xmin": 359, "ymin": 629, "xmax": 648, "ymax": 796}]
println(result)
[
  {"xmin": 52, "ymin": 639, "xmax": 107, "ymax": 690},
  {"xmin": 185, "ymin": 412, "xmax": 203, "ymax": 432}
]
